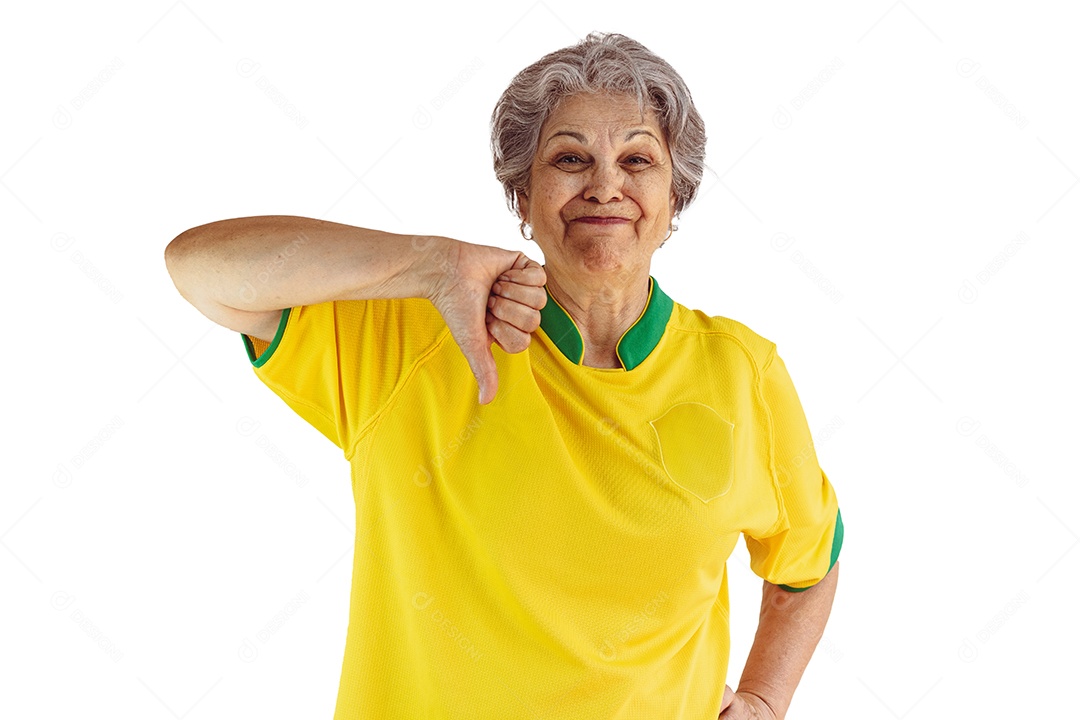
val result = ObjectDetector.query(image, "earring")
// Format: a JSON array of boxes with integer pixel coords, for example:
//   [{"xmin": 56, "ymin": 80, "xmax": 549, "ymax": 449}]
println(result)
[
  {"xmin": 519, "ymin": 220, "xmax": 534, "ymax": 241},
  {"xmin": 659, "ymin": 222, "xmax": 678, "ymax": 248}
]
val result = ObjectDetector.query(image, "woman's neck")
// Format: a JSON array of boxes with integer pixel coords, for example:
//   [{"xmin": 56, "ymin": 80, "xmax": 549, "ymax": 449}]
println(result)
[{"xmin": 544, "ymin": 265, "xmax": 651, "ymax": 368}]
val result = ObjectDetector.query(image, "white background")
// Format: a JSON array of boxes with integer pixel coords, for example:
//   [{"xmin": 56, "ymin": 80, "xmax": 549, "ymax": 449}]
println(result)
[{"xmin": 3, "ymin": 1, "xmax": 1076, "ymax": 717}]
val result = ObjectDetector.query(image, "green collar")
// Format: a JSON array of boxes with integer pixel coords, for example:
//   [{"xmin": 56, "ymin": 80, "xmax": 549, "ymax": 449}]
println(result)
[{"xmin": 538, "ymin": 276, "xmax": 673, "ymax": 371}]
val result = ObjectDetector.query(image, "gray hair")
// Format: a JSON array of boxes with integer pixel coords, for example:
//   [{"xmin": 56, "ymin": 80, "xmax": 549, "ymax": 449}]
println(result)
[{"xmin": 490, "ymin": 32, "xmax": 707, "ymax": 219}]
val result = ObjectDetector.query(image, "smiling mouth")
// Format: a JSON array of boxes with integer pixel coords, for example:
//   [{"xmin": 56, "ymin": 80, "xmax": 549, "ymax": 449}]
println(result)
[{"xmin": 572, "ymin": 217, "xmax": 631, "ymax": 225}]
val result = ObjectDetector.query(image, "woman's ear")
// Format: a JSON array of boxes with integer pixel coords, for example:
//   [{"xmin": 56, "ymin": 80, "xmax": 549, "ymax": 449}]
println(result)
[{"xmin": 517, "ymin": 191, "xmax": 529, "ymax": 223}]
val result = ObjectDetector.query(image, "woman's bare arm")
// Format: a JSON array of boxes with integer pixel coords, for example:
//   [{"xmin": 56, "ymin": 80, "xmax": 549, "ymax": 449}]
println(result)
[
  {"xmin": 163, "ymin": 214, "xmax": 546, "ymax": 403},
  {"xmin": 164, "ymin": 215, "xmax": 447, "ymax": 341},
  {"xmin": 720, "ymin": 563, "xmax": 839, "ymax": 719}
]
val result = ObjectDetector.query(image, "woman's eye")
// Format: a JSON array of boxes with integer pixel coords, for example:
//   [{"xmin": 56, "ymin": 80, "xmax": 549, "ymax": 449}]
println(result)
[
  {"xmin": 556, "ymin": 155, "xmax": 584, "ymax": 164},
  {"xmin": 625, "ymin": 156, "xmax": 650, "ymax": 165}
]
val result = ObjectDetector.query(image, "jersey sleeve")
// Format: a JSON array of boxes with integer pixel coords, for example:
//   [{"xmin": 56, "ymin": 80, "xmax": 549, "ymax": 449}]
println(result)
[
  {"xmin": 241, "ymin": 297, "xmax": 448, "ymax": 458},
  {"xmin": 744, "ymin": 346, "xmax": 844, "ymax": 591}
]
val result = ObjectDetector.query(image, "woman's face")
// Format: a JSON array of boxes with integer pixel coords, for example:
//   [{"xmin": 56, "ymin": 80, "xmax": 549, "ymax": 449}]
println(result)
[{"xmin": 519, "ymin": 92, "xmax": 676, "ymax": 276}]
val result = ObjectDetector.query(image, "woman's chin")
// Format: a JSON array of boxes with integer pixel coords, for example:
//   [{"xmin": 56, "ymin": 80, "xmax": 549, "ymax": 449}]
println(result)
[{"xmin": 565, "ymin": 235, "xmax": 645, "ymax": 274}]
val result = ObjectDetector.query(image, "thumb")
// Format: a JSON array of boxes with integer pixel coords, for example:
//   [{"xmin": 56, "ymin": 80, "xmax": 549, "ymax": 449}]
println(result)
[
  {"xmin": 462, "ymin": 334, "xmax": 498, "ymax": 405},
  {"xmin": 720, "ymin": 685, "xmax": 735, "ymax": 714}
]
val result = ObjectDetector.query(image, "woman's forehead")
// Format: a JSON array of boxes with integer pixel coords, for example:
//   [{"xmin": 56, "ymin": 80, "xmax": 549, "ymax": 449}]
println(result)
[{"xmin": 541, "ymin": 93, "xmax": 663, "ymax": 141}]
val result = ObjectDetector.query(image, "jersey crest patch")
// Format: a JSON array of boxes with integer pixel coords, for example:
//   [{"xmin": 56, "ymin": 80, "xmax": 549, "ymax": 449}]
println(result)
[{"xmin": 649, "ymin": 402, "xmax": 736, "ymax": 503}]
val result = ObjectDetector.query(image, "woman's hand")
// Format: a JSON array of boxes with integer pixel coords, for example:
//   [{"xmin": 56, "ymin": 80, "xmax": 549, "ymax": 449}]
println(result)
[
  {"xmin": 719, "ymin": 686, "xmax": 778, "ymax": 719},
  {"xmin": 426, "ymin": 238, "xmax": 546, "ymax": 404}
]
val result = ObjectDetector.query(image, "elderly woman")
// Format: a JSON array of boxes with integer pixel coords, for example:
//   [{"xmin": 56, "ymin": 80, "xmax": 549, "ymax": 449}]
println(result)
[{"xmin": 166, "ymin": 32, "xmax": 842, "ymax": 720}]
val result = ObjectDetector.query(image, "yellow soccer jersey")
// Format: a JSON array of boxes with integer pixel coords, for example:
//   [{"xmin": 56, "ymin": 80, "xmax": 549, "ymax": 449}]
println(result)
[{"xmin": 242, "ymin": 276, "xmax": 842, "ymax": 719}]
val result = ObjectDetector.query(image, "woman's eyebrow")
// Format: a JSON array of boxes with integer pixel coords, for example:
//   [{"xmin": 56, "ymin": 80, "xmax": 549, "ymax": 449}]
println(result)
[
  {"xmin": 624, "ymin": 129, "xmax": 660, "ymax": 143},
  {"xmin": 544, "ymin": 130, "xmax": 586, "ymax": 146},
  {"xmin": 543, "ymin": 128, "xmax": 660, "ymax": 146}
]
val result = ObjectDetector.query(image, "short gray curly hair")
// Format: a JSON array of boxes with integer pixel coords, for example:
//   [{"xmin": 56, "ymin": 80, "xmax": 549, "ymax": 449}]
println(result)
[{"xmin": 490, "ymin": 32, "xmax": 706, "ymax": 219}]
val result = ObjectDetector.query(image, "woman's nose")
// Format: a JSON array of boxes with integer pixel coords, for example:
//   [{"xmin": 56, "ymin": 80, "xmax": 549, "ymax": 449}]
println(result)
[{"xmin": 583, "ymin": 161, "xmax": 624, "ymax": 204}]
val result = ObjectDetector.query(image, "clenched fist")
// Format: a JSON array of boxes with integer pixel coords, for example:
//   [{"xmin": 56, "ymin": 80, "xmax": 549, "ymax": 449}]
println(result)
[{"xmin": 426, "ymin": 238, "xmax": 547, "ymax": 404}]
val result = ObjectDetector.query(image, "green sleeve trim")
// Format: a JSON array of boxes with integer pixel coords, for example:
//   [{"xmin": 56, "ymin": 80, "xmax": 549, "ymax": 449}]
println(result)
[
  {"xmin": 831, "ymin": 507, "xmax": 844, "ymax": 566},
  {"xmin": 777, "ymin": 507, "xmax": 844, "ymax": 592},
  {"xmin": 241, "ymin": 308, "xmax": 291, "ymax": 367}
]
